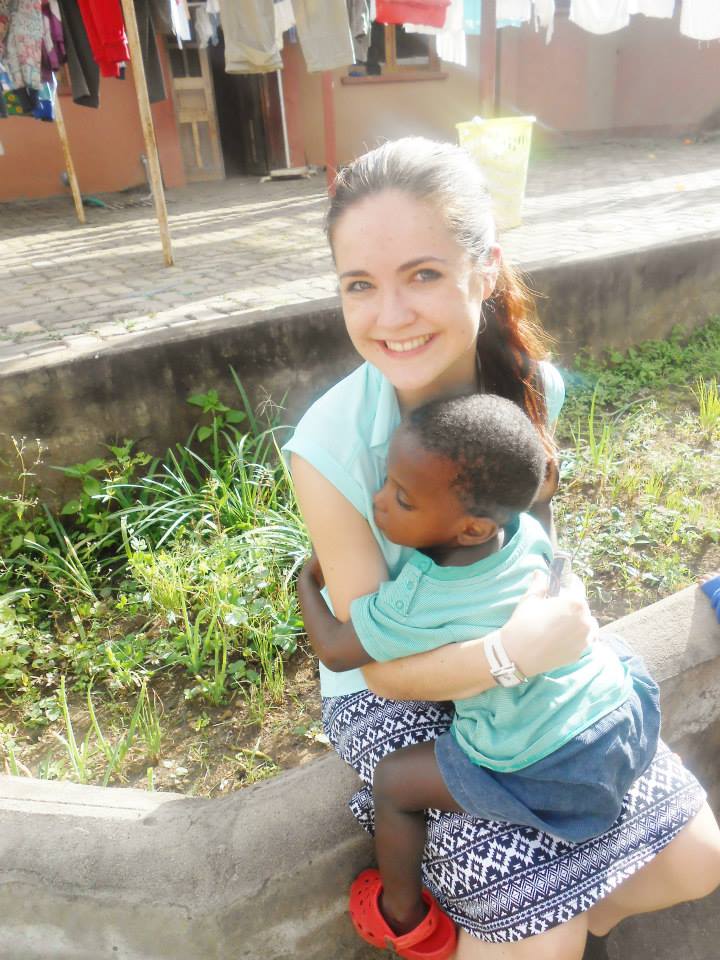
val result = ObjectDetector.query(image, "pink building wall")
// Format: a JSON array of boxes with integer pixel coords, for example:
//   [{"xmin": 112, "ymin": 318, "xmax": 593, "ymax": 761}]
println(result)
[
  {"xmin": 0, "ymin": 37, "xmax": 184, "ymax": 202},
  {"xmin": 499, "ymin": 14, "xmax": 720, "ymax": 134}
]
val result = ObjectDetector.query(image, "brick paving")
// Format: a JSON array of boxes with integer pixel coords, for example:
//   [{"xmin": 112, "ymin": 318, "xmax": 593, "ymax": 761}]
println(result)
[{"xmin": 2, "ymin": 137, "xmax": 720, "ymax": 372}]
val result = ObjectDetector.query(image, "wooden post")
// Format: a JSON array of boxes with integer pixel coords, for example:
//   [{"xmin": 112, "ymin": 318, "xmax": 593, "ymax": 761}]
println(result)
[
  {"xmin": 54, "ymin": 96, "xmax": 85, "ymax": 225},
  {"xmin": 321, "ymin": 71, "xmax": 337, "ymax": 193},
  {"xmin": 119, "ymin": 0, "xmax": 174, "ymax": 267},
  {"xmin": 480, "ymin": 0, "xmax": 497, "ymax": 118}
]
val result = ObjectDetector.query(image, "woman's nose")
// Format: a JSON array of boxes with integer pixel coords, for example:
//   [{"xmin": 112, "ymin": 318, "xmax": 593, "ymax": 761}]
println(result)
[{"xmin": 376, "ymin": 287, "xmax": 413, "ymax": 331}]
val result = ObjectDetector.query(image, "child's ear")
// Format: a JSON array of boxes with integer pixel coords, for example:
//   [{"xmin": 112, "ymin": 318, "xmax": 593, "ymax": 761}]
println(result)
[{"xmin": 456, "ymin": 516, "xmax": 498, "ymax": 546}]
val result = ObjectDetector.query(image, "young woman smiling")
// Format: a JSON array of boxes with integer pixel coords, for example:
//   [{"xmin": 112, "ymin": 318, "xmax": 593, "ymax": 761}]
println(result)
[{"xmin": 285, "ymin": 138, "xmax": 720, "ymax": 959}]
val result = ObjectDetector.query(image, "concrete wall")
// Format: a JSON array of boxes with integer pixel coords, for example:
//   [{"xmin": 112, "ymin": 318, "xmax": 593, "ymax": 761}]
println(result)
[
  {"xmin": 0, "ymin": 37, "xmax": 185, "ymax": 202},
  {"xmin": 1, "ymin": 584, "xmax": 719, "ymax": 960}
]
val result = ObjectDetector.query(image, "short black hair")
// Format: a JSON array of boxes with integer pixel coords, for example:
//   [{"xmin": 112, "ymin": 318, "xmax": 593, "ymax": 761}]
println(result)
[{"xmin": 404, "ymin": 394, "xmax": 546, "ymax": 525}]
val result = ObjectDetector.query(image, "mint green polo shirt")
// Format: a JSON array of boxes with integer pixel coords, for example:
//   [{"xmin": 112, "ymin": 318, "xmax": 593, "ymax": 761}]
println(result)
[
  {"xmin": 283, "ymin": 359, "xmax": 566, "ymax": 698},
  {"xmin": 350, "ymin": 514, "xmax": 632, "ymax": 772}
]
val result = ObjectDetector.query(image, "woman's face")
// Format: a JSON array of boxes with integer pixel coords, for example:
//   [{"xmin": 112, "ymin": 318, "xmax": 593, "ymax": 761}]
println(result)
[{"xmin": 332, "ymin": 189, "xmax": 495, "ymax": 409}]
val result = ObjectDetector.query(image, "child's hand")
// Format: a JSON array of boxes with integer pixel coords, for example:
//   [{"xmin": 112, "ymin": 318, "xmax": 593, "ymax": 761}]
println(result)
[
  {"xmin": 500, "ymin": 571, "xmax": 598, "ymax": 678},
  {"xmin": 300, "ymin": 550, "xmax": 326, "ymax": 590}
]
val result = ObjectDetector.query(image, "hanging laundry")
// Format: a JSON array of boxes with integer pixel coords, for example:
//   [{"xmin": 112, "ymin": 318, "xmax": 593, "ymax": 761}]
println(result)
[
  {"xmin": 274, "ymin": 0, "xmax": 294, "ymax": 47},
  {"xmin": 497, "ymin": 0, "xmax": 531, "ymax": 28},
  {"xmin": 0, "ymin": 0, "xmax": 12, "ymax": 59},
  {"xmin": 135, "ymin": 0, "xmax": 165, "ymax": 100},
  {"xmin": 375, "ymin": 0, "xmax": 451, "ymax": 29},
  {"xmin": 3, "ymin": 0, "xmax": 44, "ymax": 91},
  {"xmin": 463, "ymin": 0, "xmax": 481, "ymax": 34},
  {"xmin": 533, "ymin": 0, "xmax": 555, "ymax": 42},
  {"xmin": 569, "ymin": 0, "xmax": 629, "ymax": 35},
  {"xmin": 628, "ymin": 0, "xmax": 674, "ymax": 16},
  {"xmin": 31, "ymin": 70, "xmax": 55, "ymax": 117},
  {"xmin": 219, "ymin": 0, "xmax": 282, "ymax": 73},
  {"xmin": 680, "ymin": 0, "xmax": 720, "ymax": 40},
  {"xmin": 169, "ymin": 0, "xmax": 191, "ymax": 45},
  {"xmin": 405, "ymin": 0, "xmax": 466, "ymax": 68},
  {"xmin": 41, "ymin": 0, "xmax": 66, "ymax": 80},
  {"xmin": 346, "ymin": 0, "xmax": 371, "ymax": 62},
  {"xmin": 77, "ymin": 0, "xmax": 129, "ymax": 78},
  {"xmin": 206, "ymin": 0, "xmax": 220, "ymax": 41},
  {"xmin": 57, "ymin": 0, "xmax": 99, "ymax": 106},
  {"xmin": 194, "ymin": 3, "xmax": 214, "ymax": 47},
  {"xmin": 292, "ymin": 0, "xmax": 354, "ymax": 71}
]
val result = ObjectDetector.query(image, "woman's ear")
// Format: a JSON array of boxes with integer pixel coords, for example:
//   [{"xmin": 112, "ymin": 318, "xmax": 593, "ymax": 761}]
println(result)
[
  {"xmin": 456, "ymin": 515, "xmax": 498, "ymax": 547},
  {"xmin": 480, "ymin": 244, "xmax": 502, "ymax": 301}
]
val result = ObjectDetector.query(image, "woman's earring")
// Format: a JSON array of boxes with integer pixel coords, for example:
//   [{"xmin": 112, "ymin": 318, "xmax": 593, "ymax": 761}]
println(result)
[{"xmin": 478, "ymin": 307, "xmax": 488, "ymax": 336}]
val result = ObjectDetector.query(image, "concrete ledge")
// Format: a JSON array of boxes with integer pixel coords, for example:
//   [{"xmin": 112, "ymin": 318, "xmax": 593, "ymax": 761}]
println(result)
[
  {"xmin": 1, "ymin": 584, "xmax": 719, "ymax": 959},
  {"xmin": 2, "ymin": 234, "xmax": 720, "ymax": 499}
]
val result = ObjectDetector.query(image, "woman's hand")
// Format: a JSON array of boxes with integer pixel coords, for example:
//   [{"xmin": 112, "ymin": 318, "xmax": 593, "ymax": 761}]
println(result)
[{"xmin": 500, "ymin": 571, "xmax": 598, "ymax": 678}]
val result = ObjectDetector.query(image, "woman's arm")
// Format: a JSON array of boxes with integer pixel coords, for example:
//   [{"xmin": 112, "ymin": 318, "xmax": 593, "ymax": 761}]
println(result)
[{"xmin": 292, "ymin": 455, "xmax": 595, "ymax": 701}]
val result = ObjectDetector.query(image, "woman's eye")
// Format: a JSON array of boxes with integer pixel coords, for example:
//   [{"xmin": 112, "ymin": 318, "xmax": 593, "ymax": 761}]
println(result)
[
  {"xmin": 345, "ymin": 279, "xmax": 372, "ymax": 293},
  {"xmin": 414, "ymin": 268, "xmax": 441, "ymax": 283}
]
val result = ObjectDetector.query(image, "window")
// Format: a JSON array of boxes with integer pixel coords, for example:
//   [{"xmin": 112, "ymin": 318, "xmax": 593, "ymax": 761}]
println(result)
[{"xmin": 344, "ymin": 22, "xmax": 444, "ymax": 84}]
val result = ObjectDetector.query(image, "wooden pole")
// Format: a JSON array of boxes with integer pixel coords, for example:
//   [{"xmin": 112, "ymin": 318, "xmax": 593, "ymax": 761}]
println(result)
[
  {"xmin": 480, "ymin": 0, "xmax": 497, "ymax": 118},
  {"xmin": 119, "ymin": 0, "xmax": 174, "ymax": 267},
  {"xmin": 54, "ymin": 96, "xmax": 85, "ymax": 225},
  {"xmin": 321, "ymin": 71, "xmax": 337, "ymax": 193}
]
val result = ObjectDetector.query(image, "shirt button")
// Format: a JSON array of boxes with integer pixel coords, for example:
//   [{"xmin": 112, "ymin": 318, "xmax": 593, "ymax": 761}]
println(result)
[
  {"xmin": 404, "ymin": 579, "xmax": 414, "ymax": 590},
  {"xmin": 394, "ymin": 600, "xmax": 405, "ymax": 612}
]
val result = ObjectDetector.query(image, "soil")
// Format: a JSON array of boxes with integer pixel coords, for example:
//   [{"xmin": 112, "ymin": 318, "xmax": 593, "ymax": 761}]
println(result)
[{"xmin": 2, "ymin": 641, "xmax": 329, "ymax": 797}]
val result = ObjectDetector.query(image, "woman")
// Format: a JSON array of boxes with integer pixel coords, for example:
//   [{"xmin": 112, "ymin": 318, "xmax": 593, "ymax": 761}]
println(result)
[{"xmin": 285, "ymin": 138, "xmax": 720, "ymax": 959}]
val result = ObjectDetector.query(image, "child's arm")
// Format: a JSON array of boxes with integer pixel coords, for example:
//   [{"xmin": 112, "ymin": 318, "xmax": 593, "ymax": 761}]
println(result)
[{"xmin": 297, "ymin": 555, "xmax": 375, "ymax": 673}]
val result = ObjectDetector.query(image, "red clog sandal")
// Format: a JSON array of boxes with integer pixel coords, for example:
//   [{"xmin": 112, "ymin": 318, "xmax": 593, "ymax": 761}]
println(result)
[{"xmin": 349, "ymin": 868, "xmax": 457, "ymax": 960}]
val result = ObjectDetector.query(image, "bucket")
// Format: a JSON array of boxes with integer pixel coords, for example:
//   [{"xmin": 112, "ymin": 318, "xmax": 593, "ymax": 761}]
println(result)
[{"xmin": 456, "ymin": 116, "xmax": 535, "ymax": 230}]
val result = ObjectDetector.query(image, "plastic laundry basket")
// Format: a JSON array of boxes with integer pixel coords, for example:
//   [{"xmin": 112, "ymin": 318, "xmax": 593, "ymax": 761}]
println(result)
[{"xmin": 456, "ymin": 116, "xmax": 535, "ymax": 230}]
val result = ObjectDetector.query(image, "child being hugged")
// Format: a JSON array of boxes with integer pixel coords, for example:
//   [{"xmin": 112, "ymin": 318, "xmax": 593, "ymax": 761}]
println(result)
[{"xmin": 297, "ymin": 393, "xmax": 661, "ymax": 960}]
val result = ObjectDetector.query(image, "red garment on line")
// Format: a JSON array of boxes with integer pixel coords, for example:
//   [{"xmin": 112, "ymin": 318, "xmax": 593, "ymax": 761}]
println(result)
[
  {"xmin": 78, "ymin": 0, "xmax": 129, "ymax": 78},
  {"xmin": 375, "ymin": 0, "xmax": 451, "ymax": 28}
]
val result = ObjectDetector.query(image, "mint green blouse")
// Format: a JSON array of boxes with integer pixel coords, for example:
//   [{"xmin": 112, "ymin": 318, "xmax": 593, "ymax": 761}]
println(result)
[{"xmin": 283, "ymin": 359, "xmax": 566, "ymax": 698}]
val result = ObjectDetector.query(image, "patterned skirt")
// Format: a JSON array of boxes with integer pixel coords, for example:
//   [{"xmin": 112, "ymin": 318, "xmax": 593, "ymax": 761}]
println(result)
[{"xmin": 322, "ymin": 692, "xmax": 707, "ymax": 943}]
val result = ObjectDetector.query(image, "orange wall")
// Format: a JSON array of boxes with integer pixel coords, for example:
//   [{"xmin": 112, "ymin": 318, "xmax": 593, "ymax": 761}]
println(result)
[
  {"xmin": 298, "ymin": 40, "xmax": 486, "ymax": 168},
  {"xmin": 0, "ymin": 38, "xmax": 184, "ymax": 202}
]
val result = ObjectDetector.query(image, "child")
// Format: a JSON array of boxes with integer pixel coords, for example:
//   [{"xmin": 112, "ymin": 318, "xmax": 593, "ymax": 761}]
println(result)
[{"xmin": 297, "ymin": 393, "xmax": 661, "ymax": 960}]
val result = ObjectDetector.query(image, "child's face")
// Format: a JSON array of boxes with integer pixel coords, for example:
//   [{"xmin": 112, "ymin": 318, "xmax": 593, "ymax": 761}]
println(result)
[{"xmin": 372, "ymin": 427, "xmax": 470, "ymax": 549}]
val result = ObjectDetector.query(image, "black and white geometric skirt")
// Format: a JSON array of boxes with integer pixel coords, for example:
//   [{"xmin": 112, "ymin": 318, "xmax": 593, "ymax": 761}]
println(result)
[{"xmin": 322, "ymin": 691, "xmax": 707, "ymax": 943}]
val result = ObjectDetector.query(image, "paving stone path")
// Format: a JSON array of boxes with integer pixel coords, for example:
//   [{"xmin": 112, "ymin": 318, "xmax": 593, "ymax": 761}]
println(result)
[{"xmin": 2, "ymin": 137, "xmax": 720, "ymax": 372}]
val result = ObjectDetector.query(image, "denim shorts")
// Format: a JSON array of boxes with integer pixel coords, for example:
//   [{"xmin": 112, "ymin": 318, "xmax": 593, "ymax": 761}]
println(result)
[{"xmin": 434, "ymin": 634, "xmax": 661, "ymax": 844}]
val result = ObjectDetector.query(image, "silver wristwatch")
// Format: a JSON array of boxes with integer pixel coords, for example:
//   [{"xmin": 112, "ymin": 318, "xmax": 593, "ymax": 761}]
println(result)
[{"xmin": 483, "ymin": 632, "xmax": 528, "ymax": 688}]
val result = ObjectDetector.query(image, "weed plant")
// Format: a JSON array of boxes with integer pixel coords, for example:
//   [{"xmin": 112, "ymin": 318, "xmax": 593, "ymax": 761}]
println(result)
[
  {"xmin": 0, "ymin": 373, "xmax": 308, "ymax": 782},
  {"xmin": 555, "ymin": 316, "xmax": 720, "ymax": 619}
]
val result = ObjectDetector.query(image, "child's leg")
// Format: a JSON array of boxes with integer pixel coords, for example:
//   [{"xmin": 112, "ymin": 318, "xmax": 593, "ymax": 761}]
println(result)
[{"xmin": 372, "ymin": 739, "xmax": 464, "ymax": 934}]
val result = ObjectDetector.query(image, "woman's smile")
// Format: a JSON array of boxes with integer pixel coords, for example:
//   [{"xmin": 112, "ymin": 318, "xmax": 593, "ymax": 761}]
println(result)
[{"xmin": 380, "ymin": 334, "xmax": 435, "ymax": 355}]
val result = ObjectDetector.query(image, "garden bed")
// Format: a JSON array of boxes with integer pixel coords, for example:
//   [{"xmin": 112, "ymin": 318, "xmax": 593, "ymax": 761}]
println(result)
[{"xmin": 1, "ymin": 319, "xmax": 719, "ymax": 796}]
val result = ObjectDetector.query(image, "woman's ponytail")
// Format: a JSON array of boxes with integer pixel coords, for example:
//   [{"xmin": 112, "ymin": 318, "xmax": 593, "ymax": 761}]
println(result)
[{"xmin": 477, "ymin": 261, "xmax": 555, "ymax": 456}]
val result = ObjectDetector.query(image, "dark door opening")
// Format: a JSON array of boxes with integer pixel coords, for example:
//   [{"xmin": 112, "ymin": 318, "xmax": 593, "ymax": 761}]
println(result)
[{"xmin": 208, "ymin": 36, "xmax": 286, "ymax": 176}]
